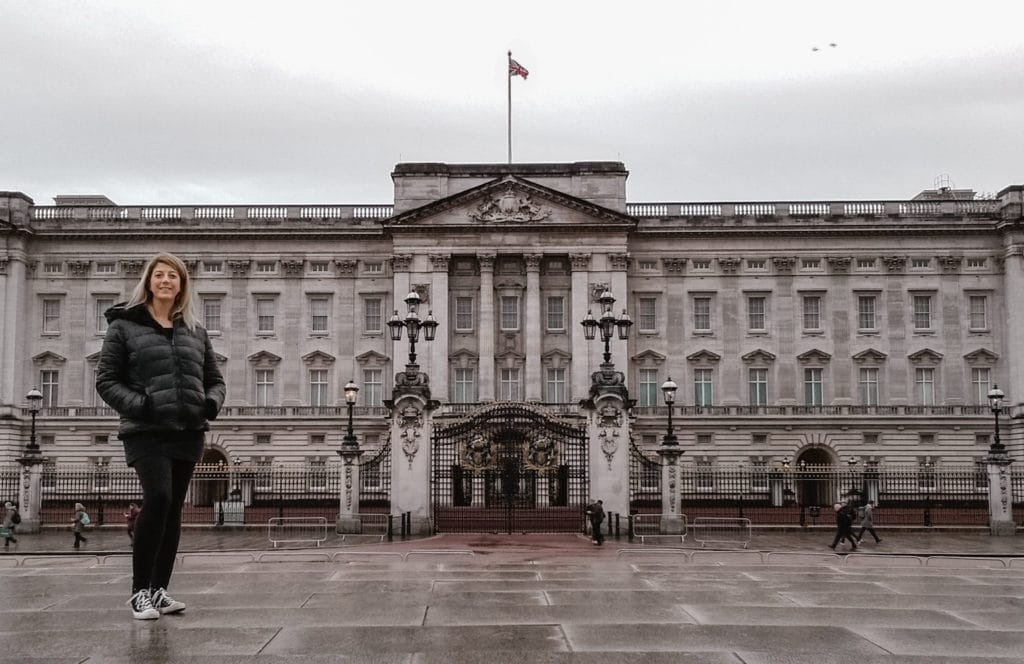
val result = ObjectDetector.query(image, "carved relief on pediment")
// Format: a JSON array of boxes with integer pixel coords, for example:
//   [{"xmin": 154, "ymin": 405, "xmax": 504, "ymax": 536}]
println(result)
[{"xmin": 468, "ymin": 184, "xmax": 551, "ymax": 223}]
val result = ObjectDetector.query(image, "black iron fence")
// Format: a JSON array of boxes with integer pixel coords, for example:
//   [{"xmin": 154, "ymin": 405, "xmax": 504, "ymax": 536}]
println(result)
[{"xmin": 9, "ymin": 457, "xmax": 391, "ymax": 527}]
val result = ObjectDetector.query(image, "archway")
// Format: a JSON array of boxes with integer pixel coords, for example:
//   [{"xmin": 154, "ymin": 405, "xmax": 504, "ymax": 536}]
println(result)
[{"xmin": 794, "ymin": 447, "xmax": 837, "ymax": 508}]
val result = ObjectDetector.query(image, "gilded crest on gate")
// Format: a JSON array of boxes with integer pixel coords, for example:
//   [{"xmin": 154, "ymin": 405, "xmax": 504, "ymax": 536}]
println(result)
[
  {"xmin": 461, "ymin": 434, "xmax": 496, "ymax": 469},
  {"xmin": 524, "ymin": 436, "xmax": 558, "ymax": 470}
]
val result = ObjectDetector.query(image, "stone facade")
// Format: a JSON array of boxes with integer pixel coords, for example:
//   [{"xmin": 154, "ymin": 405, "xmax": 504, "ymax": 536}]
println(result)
[{"xmin": 0, "ymin": 165, "xmax": 1022, "ymax": 474}]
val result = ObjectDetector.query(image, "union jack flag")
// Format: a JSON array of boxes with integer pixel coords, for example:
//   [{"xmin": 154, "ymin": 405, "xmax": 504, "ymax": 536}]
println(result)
[{"xmin": 508, "ymin": 58, "xmax": 529, "ymax": 79}]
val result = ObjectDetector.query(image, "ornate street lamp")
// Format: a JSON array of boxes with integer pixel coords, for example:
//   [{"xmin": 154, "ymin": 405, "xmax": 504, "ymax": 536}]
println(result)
[
  {"xmin": 25, "ymin": 388, "xmax": 43, "ymax": 455},
  {"xmin": 340, "ymin": 380, "xmax": 359, "ymax": 454},
  {"xmin": 987, "ymin": 384, "xmax": 1005, "ymax": 454},
  {"xmin": 581, "ymin": 290, "xmax": 632, "ymax": 365},
  {"xmin": 660, "ymin": 377, "xmax": 678, "ymax": 446},
  {"xmin": 388, "ymin": 291, "xmax": 438, "ymax": 368}
]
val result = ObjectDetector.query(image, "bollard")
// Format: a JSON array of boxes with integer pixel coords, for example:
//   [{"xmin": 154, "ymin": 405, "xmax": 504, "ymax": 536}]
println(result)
[
  {"xmin": 387, "ymin": 514, "xmax": 394, "ymax": 542},
  {"xmin": 614, "ymin": 513, "xmax": 621, "ymax": 539},
  {"xmin": 627, "ymin": 513, "xmax": 635, "ymax": 543},
  {"xmin": 218, "ymin": 501, "xmax": 225, "ymax": 526}
]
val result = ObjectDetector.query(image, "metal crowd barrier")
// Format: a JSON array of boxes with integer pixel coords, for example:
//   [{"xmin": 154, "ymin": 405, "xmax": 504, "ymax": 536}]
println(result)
[
  {"xmin": 632, "ymin": 513, "xmax": 687, "ymax": 544},
  {"xmin": 267, "ymin": 516, "xmax": 329, "ymax": 548},
  {"xmin": 691, "ymin": 516, "xmax": 752, "ymax": 549}
]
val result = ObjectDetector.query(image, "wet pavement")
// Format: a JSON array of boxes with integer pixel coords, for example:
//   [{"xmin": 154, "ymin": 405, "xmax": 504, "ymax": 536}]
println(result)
[{"xmin": 1, "ymin": 527, "xmax": 1022, "ymax": 663}]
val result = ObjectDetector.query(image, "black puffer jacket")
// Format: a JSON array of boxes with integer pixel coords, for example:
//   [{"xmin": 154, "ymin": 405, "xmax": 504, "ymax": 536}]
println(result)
[{"xmin": 96, "ymin": 303, "xmax": 226, "ymax": 439}]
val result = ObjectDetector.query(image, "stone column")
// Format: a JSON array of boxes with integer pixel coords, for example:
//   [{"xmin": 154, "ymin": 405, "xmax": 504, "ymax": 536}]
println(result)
[
  {"xmin": 336, "ymin": 449, "xmax": 363, "ymax": 533},
  {"xmin": 1003, "ymin": 247, "xmax": 1024, "ymax": 424},
  {"xmin": 429, "ymin": 254, "xmax": 451, "ymax": 402},
  {"xmin": 1, "ymin": 243, "xmax": 29, "ymax": 406},
  {"xmin": 656, "ymin": 445, "xmax": 684, "ymax": 534},
  {"xmin": 524, "ymin": 253, "xmax": 543, "ymax": 401},
  {"xmin": 582, "ymin": 376, "xmax": 632, "ymax": 520},
  {"xmin": 478, "ymin": 254, "xmax": 496, "ymax": 402},
  {"xmin": 570, "ymin": 253, "xmax": 591, "ymax": 402},
  {"xmin": 987, "ymin": 451, "xmax": 1016, "ymax": 536},
  {"xmin": 392, "ymin": 254, "xmax": 413, "ymax": 369},
  {"xmin": 609, "ymin": 253, "xmax": 630, "ymax": 379},
  {"xmin": 17, "ymin": 453, "xmax": 44, "ymax": 534},
  {"xmin": 387, "ymin": 373, "xmax": 437, "ymax": 535}
]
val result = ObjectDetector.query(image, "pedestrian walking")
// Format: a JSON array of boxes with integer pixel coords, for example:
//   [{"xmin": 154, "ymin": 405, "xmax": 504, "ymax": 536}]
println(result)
[
  {"xmin": 72, "ymin": 502, "xmax": 89, "ymax": 548},
  {"xmin": 2, "ymin": 501, "xmax": 19, "ymax": 546},
  {"xmin": 586, "ymin": 499, "xmax": 605, "ymax": 546},
  {"xmin": 828, "ymin": 502, "xmax": 858, "ymax": 551},
  {"xmin": 96, "ymin": 252, "xmax": 226, "ymax": 620},
  {"xmin": 856, "ymin": 500, "xmax": 882, "ymax": 544},
  {"xmin": 124, "ymin": 502, "xmax": 141, "ymax": 546}
]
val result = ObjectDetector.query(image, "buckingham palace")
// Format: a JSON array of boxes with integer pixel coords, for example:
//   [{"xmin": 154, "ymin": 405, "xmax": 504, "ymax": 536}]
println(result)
[{"xmin": 1, "ymin": 161, "xmax": 1022, "ymax": 532}]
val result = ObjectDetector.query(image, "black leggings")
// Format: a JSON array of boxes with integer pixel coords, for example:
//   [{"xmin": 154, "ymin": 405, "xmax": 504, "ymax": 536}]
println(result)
[{"xmin": 131, "ymin": 456, "xmax": 196, "ymax": 592}]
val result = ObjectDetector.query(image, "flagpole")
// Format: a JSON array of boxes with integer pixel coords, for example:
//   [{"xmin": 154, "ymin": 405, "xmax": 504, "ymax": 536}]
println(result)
[{"xmin": 507, "ymin": 50, "xmax": 512, "ymax": 164}]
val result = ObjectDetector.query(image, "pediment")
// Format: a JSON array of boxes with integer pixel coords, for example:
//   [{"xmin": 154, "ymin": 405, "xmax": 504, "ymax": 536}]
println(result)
[
  {"xmin": 212, "ymin": 352, "xmax": 229, "ymax": 364},
  {"xmin": 852, "ymin": 348, "xmax": 888, "ymax": 363},
  {"xmin": 797, "ymin": 349, "xmax": 832, "ymax": 363},
  {"xmin": 631, "ymin": 349, "xmax": 667, "ymax": 366},
  {"xmin": 32, "ymin": 351, "xmax": 67, "ymax": 365},
  {"xmin": 301, "ymin": 350, "xmax": 336, "ymax": 365},
  {"xmin": 450, "ymin": 348, "xmax": 480, "ymax": 361},
  {"xmin": 908, "ymin": 348, "xmax": 943, "ymax": 363},
  {"xmin": 386, "ymin": 176, "xmax": 637, "ymax": 230},
  {"xmin": 964, "ymin": 348, "xmax": 999, "ymax": 362},
  {"xmin": 495, "ymin": 349, "xmax": 526, "ymax": 362},
  {"xmin": 355, "ymin": 350, "xmax": 389, "ymax": 366},
  {"xmin": 247, "ymin": 350, "xmax": 282, "ymax": 364},
  {"xmin": 541, "ymin": 348, "xmax": 571, "ymax": 361},
  {"xmin": 741, "ymin": 349, "xmax": 776, "ymax": 363},
  {"xmin": 687, "ymin": 349, "xmax": 722, "ymax": 363}
]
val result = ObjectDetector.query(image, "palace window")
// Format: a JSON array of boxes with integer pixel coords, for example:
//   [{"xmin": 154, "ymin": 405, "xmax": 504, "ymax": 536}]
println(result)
[
  {"xmin": 859, "ymin": 368, "xmax": 879, "ymax": 405},
  {"xmin": 858, "ymin": 296, "xmax": 877, "ymax": 331},
  {"xmin": 972, "ymin": 368, "xmax": 991, "ymax": 405},
  {"xmin": 455, "ymin": 297, "xmax": 474, "ymax": 332},
  {"xmin": 747, "ymin": 296, "xmax": 766, "ymax": 332},
  {"xmin": 968, "ymin": 295, "xmax": 988, "ymax": 331},
  {"xmin": 362, "ymin": 369, "xmax": 383, "ymax": 407},
  {"xmin": 453, "ymin": 368, "xmax": 475, "ymax": 403},
  {"xmin": 202, "ymin": 297, "xmax": 223, "ymax": 333},
  {"xmin": 748, "ymin": 368, "xmax": 768, "ymax": 406},
  {"xmin": 94, "ymin": 296, "xmax": 115, "ymax": 333},
  {"xmin": 694, "ymin": 369, "xmax": 713, "ymax": 406},
  {"xmin": 500, "ymin": 296, "xmax": 520, "ymax": 331},
  {"xmin": 255, "ymin": 297, "xmax": 276, "ymax": 334},
  {"xmin": 363, "ymin": 296, "xmax": 383, "ymax": 334},
  {"xmin": 802, "ymin": 295, "xmax": 821, "ymax": 331},
  {"xmin": 40, "ymin": 370, "xmax": 59, "ymax": 407},
  {"xmin": 499, "ymin": 368, "xmax": 520, "ymax": 400},
  {"xmin": 546, "ymin": 296, "xmax": 565, "ymax": 331},
  {"xmin": 42, "ymin": 298, "xmax": 61, "ymax": 334},
  {"xmin": 546, "ymin": 368, "xmax": 567, "ymax": 403},
  {"xmin": 637, "ymin": 297, "xmax": 657, "ymax": 333},
  {"xmin": 255, "ymin": 369, "xmax": 275, "ymax": 406},
  {"xmin": 637, "ymin": 368, "xmax": 659, "ymax": 407},
  {"xmin": 804, "ymin": 368, "xmax": 823, "ymax": 406},
  {"xmin": 693, "ymin": 296, "xmax": 711, "ymax": 332},
  {"xmin": 309, "ymin": 369, "xmax": 329, "ymax": 407},
  {"xmin": 913, "ymin": 295, "xmax": 933, "ymax": 330},
  {"xmin": 915, "ymin": 368, "xmax": 935, "ymax": 405},
  {"xmin": 309, "ymin": 296, "xmax": 330, "ymax": 335}
]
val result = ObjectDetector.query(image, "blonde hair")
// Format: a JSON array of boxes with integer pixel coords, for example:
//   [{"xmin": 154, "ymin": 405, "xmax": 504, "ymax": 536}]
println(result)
[{"xmin": 126, "ymin": 253, "xmax": 198, "ymax": 329}]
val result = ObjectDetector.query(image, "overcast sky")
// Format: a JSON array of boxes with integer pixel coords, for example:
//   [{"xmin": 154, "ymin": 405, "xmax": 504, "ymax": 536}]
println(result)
[{"xmin": 2, "ymin": 1, "xmax": 1021, "ymax": 205}]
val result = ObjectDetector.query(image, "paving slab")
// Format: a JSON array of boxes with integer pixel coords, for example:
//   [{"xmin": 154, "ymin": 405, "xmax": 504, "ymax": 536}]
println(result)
[
  {"xmin": 857, "ymin": 627, "xmax": 1024, "ymax": 659},
  {"xmin": 261, "ymin": 625, "xmax": 569, "ymax": 655}
]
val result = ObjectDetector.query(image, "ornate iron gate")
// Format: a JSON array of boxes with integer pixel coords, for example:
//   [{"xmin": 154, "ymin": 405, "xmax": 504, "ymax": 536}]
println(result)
[
  {"xmin": 629, "ymin": 441, "xmax": 663, "ymax": 514},
  {"xmin": 432, "ymin": 403, "xmax": 588, "ymax": 533}
]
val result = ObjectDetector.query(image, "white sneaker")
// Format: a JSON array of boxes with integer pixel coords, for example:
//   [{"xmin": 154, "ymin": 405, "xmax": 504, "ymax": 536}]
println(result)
[
  {"xmin": 127, "ymin": 589, "xmax": 160, "ymax": 620},
  {"xmin": 151, "ymin": 587, "xmax": 186, "ymax": 614}
]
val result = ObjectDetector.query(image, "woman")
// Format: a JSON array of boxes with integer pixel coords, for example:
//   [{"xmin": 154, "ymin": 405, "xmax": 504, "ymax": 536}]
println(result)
[
  {"xmin": 2, "ymin": 501, "xmax": 18, "ymax": 547},
  {"xmin": 72, "ymin": 502, "xmax": 88, "ymax": 548},
  {"xmin": 96, "ymin": 253, "xmax": 225, "ymax": 620}
]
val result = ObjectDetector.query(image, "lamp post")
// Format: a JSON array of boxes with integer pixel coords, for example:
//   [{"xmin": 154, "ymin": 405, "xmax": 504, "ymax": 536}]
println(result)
[
  {"xmin": 388, "ymin": 291, "xmax": 438, "ymax": 369},
  {"xmin": 581, "ymin": 290, "xmax": 633, "ymax": 365},
  {"xmin": 25, "ymin": 388, "xmax": 43, "ymax": 455},
  {"xmin": 341, "ymin": 380, "xmax": 360, "ymax": 454},
  {"xmin": 660, "ymin": 377, "xmax": 678, "ymax": 446},
  {"xmin": 987, "ymin": 384, "xmax": 1005, "ymax": 454}
]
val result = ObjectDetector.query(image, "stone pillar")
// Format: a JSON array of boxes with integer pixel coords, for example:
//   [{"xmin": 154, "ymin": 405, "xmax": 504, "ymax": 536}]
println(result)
[
  {"xmin": 392, "ymin": 254, "xmax": 413, "ymax": 371},
  {"xmin": 387, "ymin": 370, "xmax": 437, "ymax": 535},
  {"xmin": 987, "ymin": 452, "xmax": 1016, "ymax": 536},
  {"xmin": 581, "ymin": 373, "xmax": 632, "ymax": 519},
  {"xmin": 1, "ymin": 242, "xmax": 29, "ymax": 406},
  {"xmin": 478, "ymin": 254, "xmax": 496, "ymax": 402},
  {"xmin": 608, "ymin": 254, "xmax": 630, "ymax": 380},
  {"xmin": 1002, "ymin": 247, "xmax": 1024, "ymax": 430},
  {"xmin": 570, "ymin": 253, "xmax": 591, "ymax": 402},
  {"xmin": 336, "ymin": 449, "xmax": 363, "ymax": 534},
  {"xmin": 17, "ymin": 453, "xmax": 44, "ymax": 534},
  {"xmin": 656, "ymin": 445, "xmax": 684, "ymax": 534},
  {"xmin": 429, "ymin": 254, "xmax": 451, "ymax": 402},
  {"xmin": 524, "ymin": 253, "xmax": 542, "ymax": 401}
]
